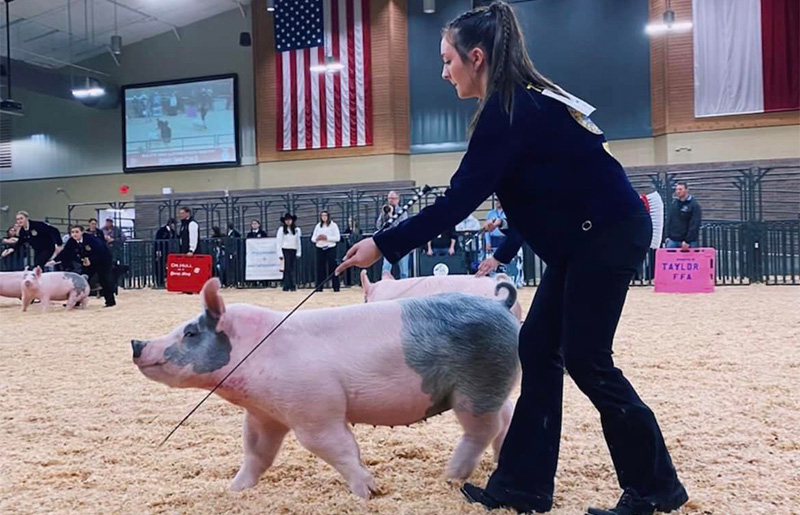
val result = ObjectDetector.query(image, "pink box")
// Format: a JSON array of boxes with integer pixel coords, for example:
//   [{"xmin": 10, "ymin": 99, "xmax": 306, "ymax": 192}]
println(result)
[{"xmin": 654, "ymin": 248, "xmax": 716, "ymax": 293}]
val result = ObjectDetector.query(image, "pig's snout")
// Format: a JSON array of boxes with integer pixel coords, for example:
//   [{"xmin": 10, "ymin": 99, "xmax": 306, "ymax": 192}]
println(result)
[{"xmin": 131, "ymin": 339, "xmax": 148, "ymax": 359}]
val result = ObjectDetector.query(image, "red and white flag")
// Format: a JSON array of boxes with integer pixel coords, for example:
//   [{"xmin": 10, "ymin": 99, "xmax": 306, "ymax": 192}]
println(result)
[
  {"xmin": 693, "ymin": 0, "xmax": 799, "ymax": 117},
  {"xmin": 274, "ymin": 0, "xmax": 372, "ymax": 151}
]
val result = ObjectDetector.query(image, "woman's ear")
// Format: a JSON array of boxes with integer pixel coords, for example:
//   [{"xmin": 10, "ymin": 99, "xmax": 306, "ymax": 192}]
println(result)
[{"xmin": 469, "ymin": 46, "xmax": 486, "ymax": 71}]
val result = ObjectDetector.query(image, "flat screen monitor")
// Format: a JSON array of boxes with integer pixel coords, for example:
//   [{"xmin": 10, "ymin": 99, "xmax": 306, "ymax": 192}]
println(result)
[{"xmin": 122, "ymin": 74, "xmax": 239, "ymax": 172}]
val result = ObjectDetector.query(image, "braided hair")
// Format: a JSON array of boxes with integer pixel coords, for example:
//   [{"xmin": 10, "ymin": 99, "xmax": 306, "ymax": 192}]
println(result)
[{"xmin": 443, "ymin": 1, "xmax": 560, "ymax": 135}]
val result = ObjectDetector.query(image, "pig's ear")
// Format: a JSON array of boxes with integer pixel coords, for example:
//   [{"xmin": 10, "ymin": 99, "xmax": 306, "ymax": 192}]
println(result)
[
  {"xmin": 34, "ymin": 266, "xmax": 42, "ymax": 277},
  {"xmin": 202, "ymin": 278, "xmax": 226, "ymax": 319},
  {"xmin": 382, "ymin": 271, "xmax": 394, "ymax": 281}
]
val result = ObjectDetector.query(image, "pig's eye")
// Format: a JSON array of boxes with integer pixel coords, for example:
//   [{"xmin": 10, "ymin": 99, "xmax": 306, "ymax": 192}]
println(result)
[{"xmin": 184, "ymin": 330, "xmax": 198, "ymax": 339}]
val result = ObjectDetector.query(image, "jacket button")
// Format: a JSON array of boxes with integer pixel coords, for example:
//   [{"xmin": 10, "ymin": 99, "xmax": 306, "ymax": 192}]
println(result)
[{"xmin": 581, "ymin": 220, "xmax": 593, "ymax": 231}]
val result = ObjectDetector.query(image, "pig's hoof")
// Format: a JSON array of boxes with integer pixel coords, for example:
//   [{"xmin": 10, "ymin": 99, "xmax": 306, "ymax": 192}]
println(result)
[
  {"xmin": 230, "ymin": 475, "xmax": 258, "ymax": 492},
  {"xmin": 350, "ymin": 477, "xmax": 378, "ymax": 499},
  {"xmin": 445, "ymin": 464, "xmax": 474, "ymax": 481}
]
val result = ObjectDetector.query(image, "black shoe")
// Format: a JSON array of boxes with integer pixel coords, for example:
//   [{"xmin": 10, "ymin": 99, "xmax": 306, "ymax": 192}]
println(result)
[
  {"xmin": 461, "ymin": 483, "xmax": 543, "ymax": 514},
  {"xmin": 587, "ymin": 484, "xmax": 688, "ymax": 515},
  {"xmin": 104, "ymin": 303, "xmax": 116, "ymax": 308}
]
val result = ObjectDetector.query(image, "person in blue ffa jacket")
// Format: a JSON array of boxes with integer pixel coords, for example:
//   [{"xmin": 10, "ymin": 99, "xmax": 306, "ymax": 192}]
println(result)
[
  {"xmin": 60, "ymin": 225, "xmax": 116, "ymax": 307},
  {"xmin": 337, "ymin": 2, "xmax": 686, "ymax": 514},
  {"xmin": 1, "ymin": 211, "xmax": 63, "ymax": 270}
]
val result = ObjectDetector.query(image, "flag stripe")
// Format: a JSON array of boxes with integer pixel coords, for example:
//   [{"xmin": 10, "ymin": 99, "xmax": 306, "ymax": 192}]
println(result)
[
  {"xmin": 338, "ymin": 0, "xmax": 350, "ymax": 147},
  {"xmin": 693, "ymin": 0, "xmax": 764, "ymax": 117},
  {"xmin": 290, "ymin": 51, "xmax": 298, "ymax": 149},
  {"xmin": 323, "ymin": 0, "xmax": 334, "ymax": 148},
  {"xmin": 283, "ymin": 51, "xmax": 292, "ymax": 150},
  {"xmin": 297, "ymin": 49, "xmax": 306, "ymax": 149},
  {"xmin": 276, "ymin": 51, "xmax": 284, "ymax": 151},
  {"xmin": 761, "ymin": 0, "xmax": 800, "ymax": 112},
  {"xmin": 317, "ymin": 45, "xmax": 328, "ymax": 148},
  {"xmin": 354, "ymin": 0, "xmax": 365, "ymax": 146},
  {"xmin": 346, "ymin": 0, "xmax": 357, "ymax": 147},
  {"xmin": 332, "ymin": 0, "xmax": 342, "ymax": 147},
  {"xmin": 275, "ymin": 0, "xmax": 371, "ymax": 151},
  {"xmin": 361, "ymin": 0, "xmax": 372, "ymax": 145},
  {"xmin": 304, "ymin": 47, "xmax": 313, "ymax": 149}
]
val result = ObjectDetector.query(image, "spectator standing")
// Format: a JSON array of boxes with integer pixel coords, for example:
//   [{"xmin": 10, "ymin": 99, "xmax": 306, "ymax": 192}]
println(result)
[
  {"xmin": 665, "ymin": 182, "xmax": 702, "ymax": 250},
  {"xmin": 85, "ymin": 218, "xmax": 104, "ymax": 241},
  {"xmin": 227, "ymin": 223, "xmax": 242, "ymax": 238},
  {"xmin": 178, "ymin": 207, "xmax": 199, "ymax": 255},
  {"xmin": 276, "ymin": 213, "xmax": 301, "ymax": 291},
  {"xmin": 311, "ymin": 211, "xmax": 341, "ymax": 292},
  {"xmin": 427, "ymin": 227, "xmax": 457, "ymax": 256},
  {"xmin": 154, "ymin": 218, "xmax": 177, "ymax": 287},
  {"xmin": 246, "ymin": 220, "xmax": 268, "ymax": 239},
  {"xmin": 375, "ymin": 191, "xmax": 410, "ymax": 278}
]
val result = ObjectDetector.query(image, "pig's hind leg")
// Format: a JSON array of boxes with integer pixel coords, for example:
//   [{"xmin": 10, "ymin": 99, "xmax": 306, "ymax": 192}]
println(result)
[
  {"xmin": 230, "ymin": 413, "xmax": 289, "ymax": 491},
  {"xmin": 491, "ymin": 399, "xmax": 514, "ymax": 462},
  {"xmin": 294, "ymin": 421, "xmax": 377, "ymax": 499},
  {"xmin": 65, "ymin": 291, "xmax": 78, "ymax": 311},
  {"xmin": 445, "ymin": 392, "xmax": 503, "ymax": 480}
]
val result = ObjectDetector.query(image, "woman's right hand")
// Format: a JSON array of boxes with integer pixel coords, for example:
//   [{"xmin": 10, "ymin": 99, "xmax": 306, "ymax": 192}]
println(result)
[{"xmin": 476, "ymin": 256, "xmax": 500, "ymax": 277}]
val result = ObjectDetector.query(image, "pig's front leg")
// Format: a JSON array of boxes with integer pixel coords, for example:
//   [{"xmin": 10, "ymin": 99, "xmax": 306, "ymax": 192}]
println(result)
[
  {"xmin": 21, "ymin": 292, "xmax": 33, "ymax": 312},
  {"xmin": 39, "ymin": 294, "xmax": 50, "ymax": 313},
  {"xmin": 230, "ymin": 412, "xmax": 289, "ymax": 491},
  {"xmin": 294, "ymin": 422, "xmax": 377, "ymax": 499}
]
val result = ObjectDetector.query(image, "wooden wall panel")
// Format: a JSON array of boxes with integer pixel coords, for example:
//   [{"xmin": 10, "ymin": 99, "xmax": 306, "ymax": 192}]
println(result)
[
  {"xmin": 252, "ymin": 0, "xmax": 409, "ymax": 162},
  {"xmin": 649, "ymin": 0, "xmax": 799, "ymax": 136}
]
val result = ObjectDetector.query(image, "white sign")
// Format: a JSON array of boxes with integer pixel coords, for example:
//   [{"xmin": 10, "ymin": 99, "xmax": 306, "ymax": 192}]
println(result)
[{"xmin": 245, "ymin": 238, "xmax": 283, "ymax": 281}]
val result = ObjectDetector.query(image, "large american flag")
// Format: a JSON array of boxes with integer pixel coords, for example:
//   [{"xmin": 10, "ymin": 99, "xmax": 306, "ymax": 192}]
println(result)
[{"xmin": 274, "ymin": 0, "xmax": 372, "ymax": 151}]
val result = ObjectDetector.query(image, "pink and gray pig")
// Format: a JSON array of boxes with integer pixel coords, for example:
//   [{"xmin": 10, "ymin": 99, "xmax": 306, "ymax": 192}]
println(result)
[
  {"xmin": 361, "ymin": 270, "xmax": 523, "ymax": 322},
  {"xmin": 21, "ymin": 267, "xmax": 90, "ymax": 312},
  {"xmin": 133, "ymin": 278, "xmax": 520, "ymax": 498}
]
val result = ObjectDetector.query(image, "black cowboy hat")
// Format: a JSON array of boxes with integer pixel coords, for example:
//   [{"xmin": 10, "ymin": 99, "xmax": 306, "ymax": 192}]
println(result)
[{"xmin": 280, "ymin": 212, "xmax": 297, "ymax": 222}]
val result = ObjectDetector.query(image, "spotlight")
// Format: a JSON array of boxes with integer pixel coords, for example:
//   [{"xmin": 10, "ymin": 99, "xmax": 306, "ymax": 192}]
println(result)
[
  {"xmin": 266, "ymin": 0, "xmax": 275, "ymax": 12},
  {"xmin": 645, "ymin": 0, "xmax": 692, "ymax": 36},
  {"xmin": 423, "ymin": 0, "xmax": 435, "ymax": 14},
  {"xmin": 111, "ymin": 34, "xmax": 122, "ymax": 55}
]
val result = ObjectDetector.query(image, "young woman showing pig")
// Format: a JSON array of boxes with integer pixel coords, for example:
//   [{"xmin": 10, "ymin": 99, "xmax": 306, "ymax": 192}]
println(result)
[{"xmin": 336, "ymin": 2, "xmax": 686, "ymax": 514}]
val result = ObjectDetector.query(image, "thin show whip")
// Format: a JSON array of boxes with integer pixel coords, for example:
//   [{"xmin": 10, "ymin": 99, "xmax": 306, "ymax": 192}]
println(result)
[{"xmin": 158, "ymin": 185, "xmax": 435, "ymax": 447}]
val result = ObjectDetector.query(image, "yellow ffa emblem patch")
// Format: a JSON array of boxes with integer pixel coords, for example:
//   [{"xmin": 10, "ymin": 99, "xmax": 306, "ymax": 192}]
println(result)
[
  {"xmin": 85, "ymin": 245, "xmax": 92, "ymax": 252},
  {"xmin": 568, "ymin": 107, "xmax": 603, "ymax": 135},
  {"xmin": 31, "ymin": 229, "xmax": 38, "ymax": 236}
]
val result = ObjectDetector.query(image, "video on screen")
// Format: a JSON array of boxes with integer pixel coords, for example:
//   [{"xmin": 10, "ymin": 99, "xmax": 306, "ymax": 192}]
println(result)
[{"xmin": 123, "ymin": 75, "xmax": 238, "ymax": 171}]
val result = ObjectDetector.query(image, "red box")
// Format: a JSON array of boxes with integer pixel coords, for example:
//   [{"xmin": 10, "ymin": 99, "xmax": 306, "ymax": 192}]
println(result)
[
  {"xmin": 654, "ymin": 248, "xmax": 716, "ymax": 294},
  {"xmin": 166, "ymin": 254, "xmax": 213, "ymax": 293}
]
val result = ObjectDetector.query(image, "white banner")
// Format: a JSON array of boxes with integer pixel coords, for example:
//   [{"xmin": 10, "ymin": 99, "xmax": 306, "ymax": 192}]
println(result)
[
  {"xmin": 245, "ymin": 238, "xmax": 283, "ymax": 281},
  {"xmin": 693, "ymin": 0, "xmax": 764, "ymax": 117}
]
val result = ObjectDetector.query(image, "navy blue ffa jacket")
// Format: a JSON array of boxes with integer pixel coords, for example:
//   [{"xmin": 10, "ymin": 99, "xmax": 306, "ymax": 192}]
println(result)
[
  {"xmin": 14, "ymin": 220, "xmax": 62, "ymax": 256},
  {"xmin": 62, "ymin": 233, "xmax": 112, "ymax": 270},
  {"xmin": 374, "ymin": 85, "xmax": 645, "ymax": 266}
]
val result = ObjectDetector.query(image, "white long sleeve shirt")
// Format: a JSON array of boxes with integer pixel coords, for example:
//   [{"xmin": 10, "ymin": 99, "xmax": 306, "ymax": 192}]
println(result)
[
  {"xmin": 311, "ymin": 222, "xmax": 340, "ymax": 250},
  {"xmin": 275, "ymin": 227, "xmax": 302, "ymax": 257}
]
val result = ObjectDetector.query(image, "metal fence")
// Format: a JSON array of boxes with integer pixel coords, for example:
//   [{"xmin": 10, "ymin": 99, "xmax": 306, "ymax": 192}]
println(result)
[{"xmin": 6, "ymin": 219, "xmax": 794, "ymax": 288}]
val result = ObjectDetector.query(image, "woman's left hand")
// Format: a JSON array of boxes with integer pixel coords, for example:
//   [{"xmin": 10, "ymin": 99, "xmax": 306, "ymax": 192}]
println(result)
[{"xmin": 335, "ymin": 238, "xmax": 382, "ymax": 275}]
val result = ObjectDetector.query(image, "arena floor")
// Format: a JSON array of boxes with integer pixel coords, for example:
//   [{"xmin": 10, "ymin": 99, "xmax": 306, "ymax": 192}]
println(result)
[{"xmin": 1, "ymin": 284, "xmax": 798, "ymax": 515}]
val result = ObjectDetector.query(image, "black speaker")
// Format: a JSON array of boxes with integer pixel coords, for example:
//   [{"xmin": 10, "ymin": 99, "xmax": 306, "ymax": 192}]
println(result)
[{"xmin": 239, "ymin": 32, "xmax": 252, "ymax": 47}]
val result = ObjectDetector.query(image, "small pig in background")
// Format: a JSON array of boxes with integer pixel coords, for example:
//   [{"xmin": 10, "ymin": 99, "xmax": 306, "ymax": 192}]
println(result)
[
  {"xmin": 0, "ymin": 271, "xmax": 25, "ymax": 300},
  {"xmin": 133, "ymin": 278, "xmax": 520, "ymax": 498},
  {"xmin": 361, "ymin": 270, "xmax": 523, "ymax": 322},
  {"xmin": 21, "ymin": 267, "xmax": 90, "ymax": 312}
]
